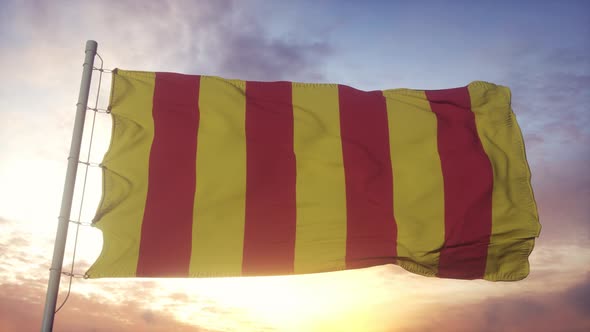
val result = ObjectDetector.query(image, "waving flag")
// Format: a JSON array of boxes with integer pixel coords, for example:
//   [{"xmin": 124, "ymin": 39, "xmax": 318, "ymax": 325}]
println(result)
[{"xmin": 86, "ymin": 69, "xmax": 540, "ymax": 281}]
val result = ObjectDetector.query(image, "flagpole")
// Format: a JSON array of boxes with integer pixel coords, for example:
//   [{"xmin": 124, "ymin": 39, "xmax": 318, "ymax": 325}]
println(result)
[{"xmin": 41, "ymin": 40, "xmax": 98, "ymax": 332}]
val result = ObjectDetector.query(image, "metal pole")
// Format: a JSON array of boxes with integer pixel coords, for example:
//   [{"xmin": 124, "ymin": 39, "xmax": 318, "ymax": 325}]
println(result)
[{"xmin": 41, "ymin": 40, "xmax": 98, "ymax": 332}]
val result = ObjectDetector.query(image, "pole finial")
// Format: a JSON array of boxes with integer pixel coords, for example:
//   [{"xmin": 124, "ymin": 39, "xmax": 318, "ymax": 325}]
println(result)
[{"xmin": 85, "ymin": 40, "xmax": 98, "ymax": 54}]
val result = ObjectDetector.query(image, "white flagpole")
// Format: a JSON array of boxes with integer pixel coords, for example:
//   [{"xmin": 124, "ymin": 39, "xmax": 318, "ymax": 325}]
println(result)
[{"xmin": 41, "ymin": 40, "xmax": 98, "ymax": 332}]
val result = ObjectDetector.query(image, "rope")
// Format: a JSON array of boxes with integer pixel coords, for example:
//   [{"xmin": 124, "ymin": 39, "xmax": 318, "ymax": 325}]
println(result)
[
  {"xmin": 92, "ymin": 54, "xmax": 112, "ymax": 73},
  {"xmin": 61, "ymin": 272, "xmax": 89, "ymax": 279},
  {"xmin": 87, "ymin": 107, "xmax": 110, "ymax": 114},
  {"xmin": 68, "ymin": 219, "xmax": 92, "ymax": 227},
  {"xmin": 55, "ymin": 52, "xmax": 107, "ymax": 314},
  {"xmin": 77, "ymin": 161, "xmax": 101, "ymax": 167}
]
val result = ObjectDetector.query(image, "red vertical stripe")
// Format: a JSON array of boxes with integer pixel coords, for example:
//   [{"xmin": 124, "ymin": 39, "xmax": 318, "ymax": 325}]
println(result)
[
  {"xmin": 136, "ymin": 73, "xmax": 200, "ymax": 277},
  {"xmin": 426, "ymin": 87, "xmax": 493, "ymax": 279},
  {"xmin": 242, "ymin": 81, "xmax": 297, "ymax": 275},
  {"xmin": 339, "ymin": 85, "xmax": 397, "ymax": 269}
]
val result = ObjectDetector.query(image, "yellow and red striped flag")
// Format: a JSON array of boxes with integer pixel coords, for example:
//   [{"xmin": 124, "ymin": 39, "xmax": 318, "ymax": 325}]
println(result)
[{"xmin": 86, "ymin": 69, "xmax": 540, "ymax": 281}]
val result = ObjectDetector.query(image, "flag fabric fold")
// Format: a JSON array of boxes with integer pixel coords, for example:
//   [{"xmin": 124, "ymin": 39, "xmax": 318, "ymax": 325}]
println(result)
[{"xmin": 86, "ymin": 69, "xmax": 540, "ymax": 281}]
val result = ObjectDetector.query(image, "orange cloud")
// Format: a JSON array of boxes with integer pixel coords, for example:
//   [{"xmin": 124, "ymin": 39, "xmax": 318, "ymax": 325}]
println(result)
[
  {"xmin": 0, "ymin": 282, "xmax": 211, "ymax": 332},
  {"xmin": 402, "ymin": 275, "xmax": 590, "ymax": 332}
]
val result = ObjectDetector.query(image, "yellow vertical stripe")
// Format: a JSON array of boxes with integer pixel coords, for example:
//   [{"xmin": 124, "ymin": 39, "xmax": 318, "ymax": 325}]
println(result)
[
  {"xmin": 87, "ymin": 70, "xmax": 155, "ymax": 277},
  {"xmin": 189, "ymin": 76, "xmax": 247, "ymax": 276},
  {"xmin": 468, "ymin": 82, "xmax": 541, "ymax": 281},
  {"xmin": 383, "ymin": 89, "xmax": 445, "ymax": 276},
  {"xmin": 292, "ymin": 84, "xmax": 348, "ymax": 273}
]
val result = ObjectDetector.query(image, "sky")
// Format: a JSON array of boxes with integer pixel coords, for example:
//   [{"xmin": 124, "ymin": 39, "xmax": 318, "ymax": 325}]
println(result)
[{"xmin": 0, "ymin": 0, "xmax": 589, "ymax": 331}]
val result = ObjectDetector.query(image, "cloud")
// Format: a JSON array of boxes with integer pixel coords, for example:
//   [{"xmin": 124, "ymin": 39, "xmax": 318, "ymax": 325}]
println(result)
[
  {"xmin": 501, "ymin": 47, "xmax": 590, "ymax": 149},
  {"xmin": 0, "ymin": 282, "xmax": 213, "ymax": 332},
  {"xmin": 0, "ymin": 2, "xmax": 589, "ymax": 331},
  {"xmin": 141, "ymin": 310, "xmax": 156, "ymax": 324},
  {"xmin": 1, "ymin": 0, "xmax": 334, "ymax": 81},
  {"xmin": 563, "ymin": 275, "xmax": 590, "ymax": 315},
  {"xmin": 402, "ymin": 275, "xmax": 590, "ymax": 332},
  {"xmin": 218, "ymin": 35, "xmax": 331, "ymax": 81},
  {"xmin": 0, "ymin": 234, "xmax": 46, "ymax": 278}
]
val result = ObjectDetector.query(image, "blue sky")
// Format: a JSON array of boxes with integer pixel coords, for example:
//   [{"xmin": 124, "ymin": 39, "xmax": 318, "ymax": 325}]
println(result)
[{"xmin": 0, "ymin": 1, "xmax": 589, "ymax": 331}]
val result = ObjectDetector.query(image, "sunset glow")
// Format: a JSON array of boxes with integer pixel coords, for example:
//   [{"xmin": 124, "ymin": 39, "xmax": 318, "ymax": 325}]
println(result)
[{"xmin": 1, "ymin": 1, "xmax": 589, "ymax": 331}]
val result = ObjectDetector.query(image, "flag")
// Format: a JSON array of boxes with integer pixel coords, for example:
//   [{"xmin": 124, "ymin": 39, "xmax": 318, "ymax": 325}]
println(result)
[{"xmin": 86, "ymin": 69, "xmax": 540, "ymax": 281}]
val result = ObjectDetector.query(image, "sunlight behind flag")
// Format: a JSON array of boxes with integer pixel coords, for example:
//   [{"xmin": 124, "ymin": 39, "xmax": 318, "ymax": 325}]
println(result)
[{"xmin": 86, "ymin": 69, "xmax": 540, "ymax": 281}]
